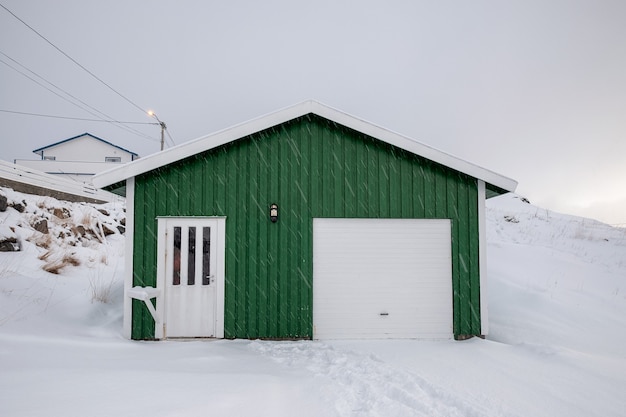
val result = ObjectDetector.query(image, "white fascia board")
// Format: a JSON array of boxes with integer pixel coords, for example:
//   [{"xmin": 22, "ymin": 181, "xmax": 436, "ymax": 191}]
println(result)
[
  {"xmin": 122, "ymin": 177, "xmax": 135, "ymax": 339},
  {"xmin": 92, "ymin": 100, "xmax": 517, "ymax": 192},
  {"xmin": 477, "ymin": 180, "xmax": 489, "ymax": 335}
]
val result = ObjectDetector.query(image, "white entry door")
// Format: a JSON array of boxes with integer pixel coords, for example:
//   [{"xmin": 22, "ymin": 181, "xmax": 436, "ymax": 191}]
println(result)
[{"xmin": 158, "ymin": 218, "xmax": 224, "ymax": 338}]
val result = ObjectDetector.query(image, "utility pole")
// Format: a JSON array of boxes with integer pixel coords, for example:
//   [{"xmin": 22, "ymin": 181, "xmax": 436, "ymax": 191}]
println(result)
[
  {"xmin": 158, "ymin": 120, "xmax": 166, "ymax": 151},
  {"xmin": 148, "ymin": 111, "xmax": 167, "ymax": 151}
]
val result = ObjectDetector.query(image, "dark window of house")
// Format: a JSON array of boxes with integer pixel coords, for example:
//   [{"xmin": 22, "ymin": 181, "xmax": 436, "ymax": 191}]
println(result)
[
  {"xmin": 188, "ymin": 227, "xmax": 196, "ymax": 285},
  {"xmin": 172, "ymin": 227, "xmax": 181, "ymax": 285},
  {"xmin": 202, "ymin": 227, "xmax": 211, "ymax": 285}
]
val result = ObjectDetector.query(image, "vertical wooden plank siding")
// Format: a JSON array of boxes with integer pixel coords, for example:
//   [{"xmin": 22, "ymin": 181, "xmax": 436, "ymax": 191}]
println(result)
[{"xmin": 132, "ymin": 114, "xmax": 481, "ymax": 339}]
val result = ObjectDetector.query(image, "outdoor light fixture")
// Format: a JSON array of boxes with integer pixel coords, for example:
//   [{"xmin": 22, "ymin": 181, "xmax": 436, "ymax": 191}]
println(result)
[{"xmin": 269, "ymin": 204, "xmax": 278, "ymax": 223}]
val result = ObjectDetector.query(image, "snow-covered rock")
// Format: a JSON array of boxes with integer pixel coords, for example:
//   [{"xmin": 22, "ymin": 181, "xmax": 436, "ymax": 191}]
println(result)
[{"xmin": 0, "ymin": 224, "xmax": 19, "ymax": 252}]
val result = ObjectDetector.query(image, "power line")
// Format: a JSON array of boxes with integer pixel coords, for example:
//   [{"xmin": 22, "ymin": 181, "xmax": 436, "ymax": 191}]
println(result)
[
  {"xmin": 0, "ymin": 2, "xmax": 148, "ymax": 116},
  {"xmin": 0, "ymin": 50, "xmax": 127, "ymax": 126},
  {"xmin": 0, "ymin": 57, "xmax": 105, "ymax": 119},
  {"xmin": 165, "ymin": 127, "xmax": 176, "ymax": 146},
  {"xmin": 0, "ymin": 2, "xmax": 174, "ymax": 149},
  {"xmin": 0, "ymin": 56, "xmax": 158, "ymax": 142},
  {"xmin": 0, "ymin": 109, "xmax": 160, "ymax": 125}
]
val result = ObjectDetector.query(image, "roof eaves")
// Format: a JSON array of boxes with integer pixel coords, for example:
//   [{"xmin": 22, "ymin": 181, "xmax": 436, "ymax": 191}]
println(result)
[
  {"xmin": 33, "ymin": 133, "xmax": 138, "ymax": 157},
  {"xmin": 92, "ymin": 100, "xmax": 517, "ymax": 193},
  {"xmin": 32, "ymin": 133, "xmax": 86, "ymax": 153},
  {"xmin": 93, "ymin": 102, "xmax": 314, "ymax": 187}
]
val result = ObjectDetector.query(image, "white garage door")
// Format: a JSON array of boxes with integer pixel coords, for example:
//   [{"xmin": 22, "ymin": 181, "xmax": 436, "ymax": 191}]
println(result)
[{"xmin": 313, "ymin": 218, "xmax": 453, "ymax": 340}]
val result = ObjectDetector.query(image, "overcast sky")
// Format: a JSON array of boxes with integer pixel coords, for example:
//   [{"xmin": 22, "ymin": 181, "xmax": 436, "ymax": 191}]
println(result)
[{"xmin": 1, "ymin": 0, "xmax": 625, "ymax": 225}]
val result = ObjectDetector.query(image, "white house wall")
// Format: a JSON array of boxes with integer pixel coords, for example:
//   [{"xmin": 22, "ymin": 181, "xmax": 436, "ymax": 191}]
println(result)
[
  {"xmin": 41, "ymin": 135, "xmax": 135, "ymax": 163},
  {"xmin": 15, "ymin": 160, "xmax": 127, "ymax": 178}
]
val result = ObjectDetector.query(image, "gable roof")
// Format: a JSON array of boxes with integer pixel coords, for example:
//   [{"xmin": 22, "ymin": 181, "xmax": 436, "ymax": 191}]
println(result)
[
  {"xmin": 92, "ymin": 100, "xmax": 517, "ymax": 192},
  {"xmin": 33, "ymin": 133, "xmax": 139, "ymax": 157}
]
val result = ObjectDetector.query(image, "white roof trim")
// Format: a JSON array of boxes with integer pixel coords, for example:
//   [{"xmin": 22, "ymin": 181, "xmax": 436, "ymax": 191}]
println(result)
[{"xmin": 92, "ymin": 100, "xmax": 517, "ymax": 192}]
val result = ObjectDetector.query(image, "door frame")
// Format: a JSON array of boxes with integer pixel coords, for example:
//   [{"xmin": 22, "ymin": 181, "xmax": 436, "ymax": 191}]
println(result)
[{"xmin": 155, "ymin": 216, "xmax": 226, "ymax": 339}]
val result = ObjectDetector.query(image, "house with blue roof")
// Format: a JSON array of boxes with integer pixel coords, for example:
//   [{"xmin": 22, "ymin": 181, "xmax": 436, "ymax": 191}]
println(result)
[{"xmin": 15, "ymin": 133, "xmax": 138, "ymax": 183}]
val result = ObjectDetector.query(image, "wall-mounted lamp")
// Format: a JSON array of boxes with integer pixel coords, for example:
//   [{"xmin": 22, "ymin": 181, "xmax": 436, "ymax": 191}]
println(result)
[{"xmin": 269, "ymin": 203, "xmax": 278, "ymax": 223}]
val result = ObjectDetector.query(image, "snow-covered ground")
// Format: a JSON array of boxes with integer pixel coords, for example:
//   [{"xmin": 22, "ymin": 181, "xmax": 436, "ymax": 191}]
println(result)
[{"xmin": 1, "ymin": 187, "xmax": 625, "ymax": 417}]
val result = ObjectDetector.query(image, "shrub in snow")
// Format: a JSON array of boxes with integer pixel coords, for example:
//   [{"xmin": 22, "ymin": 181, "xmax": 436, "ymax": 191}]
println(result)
[
  {"xmin": 88, "ymin": 260, "xmax": 119, "ymax": 304},
  {"xmin": 39, "ymin": 249, "xmax": 81, "ymax": 274}
]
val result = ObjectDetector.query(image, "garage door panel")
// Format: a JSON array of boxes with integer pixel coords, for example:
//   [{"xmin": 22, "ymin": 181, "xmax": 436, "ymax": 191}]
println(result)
[{"xmin": 313, "ymin": 218, "xmax": 453, "ymax": 340}]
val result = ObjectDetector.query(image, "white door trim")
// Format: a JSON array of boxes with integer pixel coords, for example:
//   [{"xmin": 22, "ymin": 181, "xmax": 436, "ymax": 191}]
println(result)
[
  {"xmin": 122, "ymin": 177, "xmax": 135, "ymax": 339},
  {"xmin": 155, "ymin": 216, "xmax": 225, "ymax": 339}
]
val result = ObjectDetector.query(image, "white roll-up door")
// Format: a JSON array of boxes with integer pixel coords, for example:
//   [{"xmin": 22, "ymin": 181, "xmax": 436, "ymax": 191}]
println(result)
[{"xmin": 313, "ymin": 218, "xmax": 453, "ymax": 340}]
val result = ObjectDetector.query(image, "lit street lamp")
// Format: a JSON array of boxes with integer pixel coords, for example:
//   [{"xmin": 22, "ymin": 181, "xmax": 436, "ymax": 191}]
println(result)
[{"xmin": 148, "ymin": 110, "xmax": 167, "ymax": 151}]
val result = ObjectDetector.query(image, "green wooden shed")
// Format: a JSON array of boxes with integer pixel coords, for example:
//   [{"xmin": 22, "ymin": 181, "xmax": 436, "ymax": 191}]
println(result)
[{"xmin": 93, "ymin": 100, "xmax": 517, "ymax": 341}]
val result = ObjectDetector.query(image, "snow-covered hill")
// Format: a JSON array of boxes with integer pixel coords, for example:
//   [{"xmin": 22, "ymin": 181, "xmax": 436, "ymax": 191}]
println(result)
[
  {"xmin": 0, "ymin": 187, "xmax": 625, "ymax": 417},
  {"xmin": 487, "ymin": 195, "xmax": 626, "ymax": 357}
]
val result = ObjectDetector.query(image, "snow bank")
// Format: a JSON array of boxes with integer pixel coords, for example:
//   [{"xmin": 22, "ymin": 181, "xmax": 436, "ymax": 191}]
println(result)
[
  {"xmin": 0, "ymin": 186, "xmax": 125, "ymax": 275},
  {"xmin": 0, "ymin": 186, "xmax": 125, "ymax": 329},
  {"xmin": 487, "ymin": 194, "xmax": 626, "ymax": 356}
]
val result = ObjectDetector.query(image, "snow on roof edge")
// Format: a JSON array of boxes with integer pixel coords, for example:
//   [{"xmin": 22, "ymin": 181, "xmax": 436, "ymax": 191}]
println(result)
[{"xmin": 92, "ymin": 100, "xmax": 517, "ymax": 192}]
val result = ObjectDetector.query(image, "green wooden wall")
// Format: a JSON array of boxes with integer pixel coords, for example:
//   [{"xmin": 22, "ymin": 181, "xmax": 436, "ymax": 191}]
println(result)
[{"xmin": 131, "ymin": 114, "xmax": 481, "ymax": 340}]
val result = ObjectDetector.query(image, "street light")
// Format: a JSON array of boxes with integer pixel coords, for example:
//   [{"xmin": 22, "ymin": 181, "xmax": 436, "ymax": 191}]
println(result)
[{"xmin": 148, "ymin": 110, "xmax": 167, "ymax": 151}]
